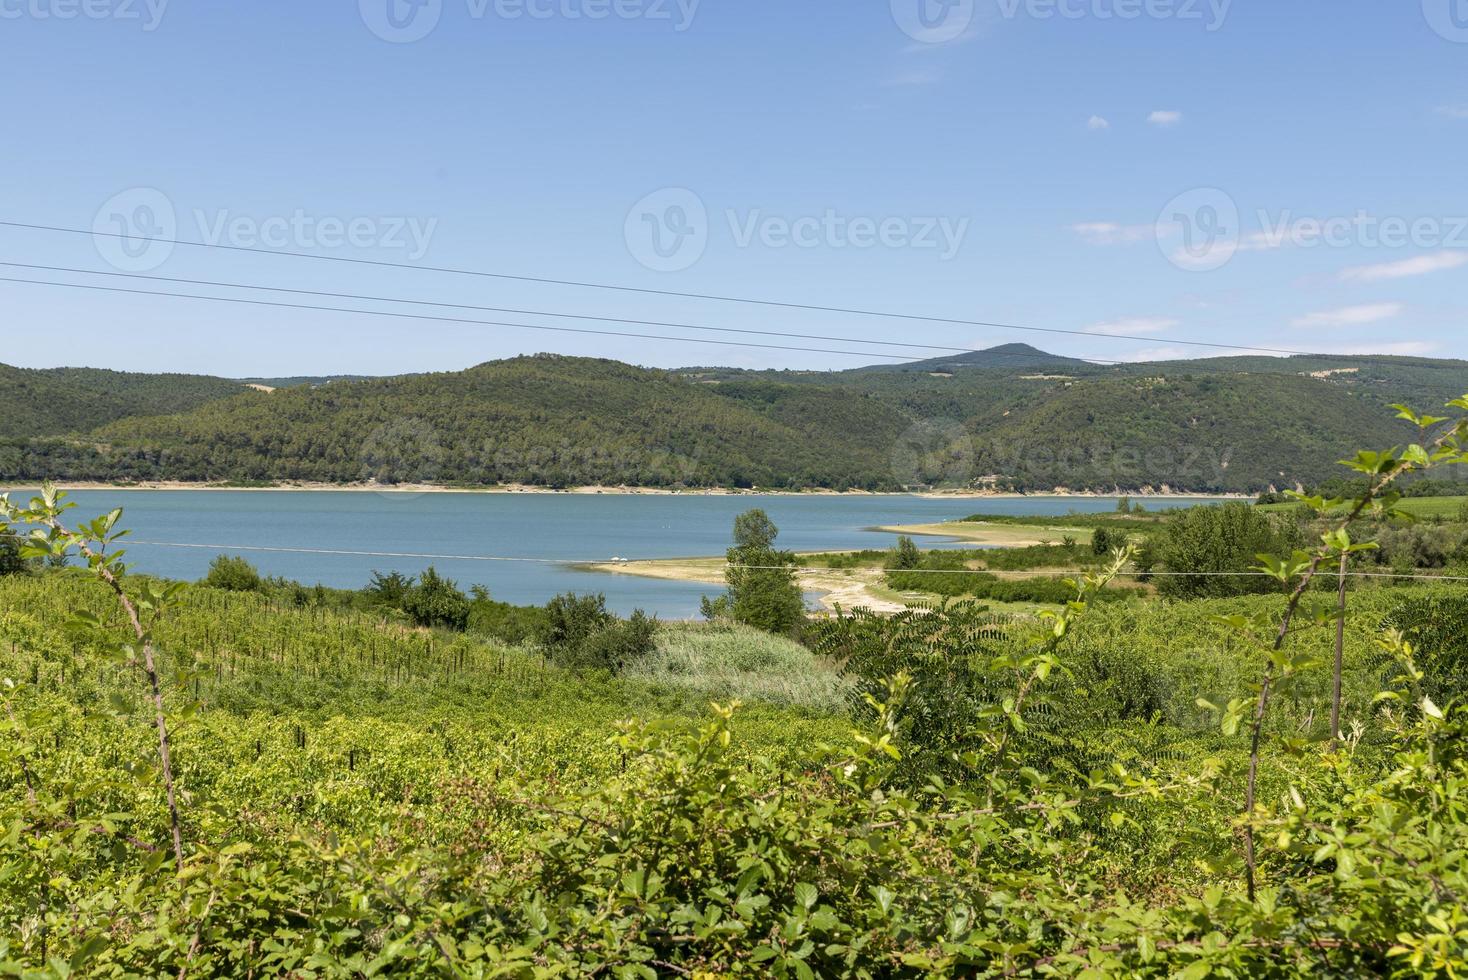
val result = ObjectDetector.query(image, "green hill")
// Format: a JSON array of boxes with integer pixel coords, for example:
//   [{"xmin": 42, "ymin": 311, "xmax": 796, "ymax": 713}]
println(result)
[
  {"xmin": 1, "ymin": 348, "xmax": 1462, "ymax": 493},
  {"xmin": 0, "ymin": 363, "xmax": 246, "ymax": 439}
]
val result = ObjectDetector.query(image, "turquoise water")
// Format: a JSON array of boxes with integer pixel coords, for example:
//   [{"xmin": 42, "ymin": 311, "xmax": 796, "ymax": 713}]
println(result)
[{"xmin": 6, "ymin": 490, "xmax": 1228, "ymax": 617}]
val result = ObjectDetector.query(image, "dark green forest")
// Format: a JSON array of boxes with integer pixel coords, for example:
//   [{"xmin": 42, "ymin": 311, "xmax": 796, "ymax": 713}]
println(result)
[
  {"xmin": 3, "ymin": 347, "xmax": 1464, "ymax": 492},
  {"xmin": 0, "ymin": 363, "xmax": 246, "ymax": 439}
]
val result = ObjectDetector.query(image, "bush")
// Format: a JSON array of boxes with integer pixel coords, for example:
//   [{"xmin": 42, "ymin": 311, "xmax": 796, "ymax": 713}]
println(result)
[
  {"xmin": 203, "ymin": 554, "xmax": 263, "ymax": 592},
  {"xmin": 0, "ymin": 536, "xmax": 29, "ymax": 577},
  {"xmin": 365, "ymin": 569, "xmax": 415, "ymax": 607},
  {"xmin": 1155, "ymin": 503, "xmax": 1303, "ymax": 599},
  {"xmin": 537, "ymin": 592, "xmax": 658, "ymax": 672},
  {"xmin": 467, "ymin": 586, "xmax": 547, "ymax": 645},
  {"xmin": 401, "ymin": 566, "xmax": 470, "ymax": 630},
  {"xmin": 1386, "ymin": 592, "xmax": 1468, "ymax": 704}
]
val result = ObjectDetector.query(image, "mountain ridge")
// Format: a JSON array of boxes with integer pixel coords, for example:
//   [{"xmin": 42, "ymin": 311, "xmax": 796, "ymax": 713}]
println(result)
[{"xmin": 2, "ymin": 347, "xmax": 1462, "ymax": 493}]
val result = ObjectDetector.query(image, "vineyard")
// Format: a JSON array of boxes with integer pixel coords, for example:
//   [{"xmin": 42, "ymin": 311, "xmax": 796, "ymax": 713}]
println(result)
[{"xmin": 2, "ymin": 399, "xmax": 1468, "ymax": 976}]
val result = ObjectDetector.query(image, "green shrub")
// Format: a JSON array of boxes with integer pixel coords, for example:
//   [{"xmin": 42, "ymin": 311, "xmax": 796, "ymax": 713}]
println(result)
[
  {"xmin": 0, "ymin": 536, "xmax": 29, "ymax": 577},
  {"xmin": 1155, "ymin": 502, "xmax": 1303, "ymax": 598},
  {"xmin": 1386, "ymin": 592, "xmax": 1468, "ymax": 704},
  {"xmin": 538, "ymin": 592, "xmax": 658, "ymax": 673},
  {"xmin": 203, "ymin": 554, "xmax": 262, "ymax": 592},
  {"xmin": 467, "ymin": 586, "xmax": 547, "ymax": 645},
  {"xmin": 401, "ymin": 566, "xmax": 470, "ymax": 630}
]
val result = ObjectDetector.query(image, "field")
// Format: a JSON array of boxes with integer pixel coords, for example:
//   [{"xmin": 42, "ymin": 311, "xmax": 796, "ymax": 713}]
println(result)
[
  {"xmin": 1257, "ymin": 494, "xmax": 1468, "ymax": 519},
  {"xmin": 4, "ymin": 464, "xmax": 1468, "ymax": 975}
]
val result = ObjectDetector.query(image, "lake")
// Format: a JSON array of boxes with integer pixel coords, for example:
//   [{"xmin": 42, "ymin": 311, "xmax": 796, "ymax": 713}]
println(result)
[{"xmin": 5, "ymin": 490, "xmax": 1230, "ymax": 617}]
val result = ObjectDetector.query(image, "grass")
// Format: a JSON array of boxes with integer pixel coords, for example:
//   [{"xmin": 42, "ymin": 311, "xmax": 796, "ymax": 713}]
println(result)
[
  {"xmin": 1258, "ymin": 495, "xmax": 1468, "ymax": 520},
  {"xmin": 629, "ymin": 621, "xmax": 850, "ymax": 711}
]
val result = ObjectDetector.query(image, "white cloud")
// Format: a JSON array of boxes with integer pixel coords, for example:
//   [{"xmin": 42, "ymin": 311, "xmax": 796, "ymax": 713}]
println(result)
[
  {"xmin": 1084, "ymin": 317, "xmax": 1180, "ymax": 337},
  {"xmin": 1147, "ymin": 110, "xmax": 1183, "ymax": 127},
  {"xmin": 1087, "ymin": 115, "xmax": 1110, "ymax": 131},
  {"xmin": 1070, "ymin": 221, "xmax": 1154, "ymax": 245},
  {"xmin": 1339, "ymin": 251, "xmax": 1468, "ymax": 282},
  {"xmin": 1436, "ymin": 105, "xmax": 1468, "ymax": 119},
  {"xmin": 1290, "ymin": 303, "xmax": 1404, "ymax": 329}
]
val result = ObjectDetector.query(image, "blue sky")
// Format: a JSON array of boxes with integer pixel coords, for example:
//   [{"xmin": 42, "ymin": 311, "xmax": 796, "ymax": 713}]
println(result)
[{"xmin": 1, "ymin": 0, "xmax": 1464, "ymax": 376}]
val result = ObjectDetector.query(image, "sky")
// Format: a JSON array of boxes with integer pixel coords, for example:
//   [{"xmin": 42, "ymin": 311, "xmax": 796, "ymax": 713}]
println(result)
[{"xmin": 1, "ymin": 0, "xmax": 1465, "ymax": 376}]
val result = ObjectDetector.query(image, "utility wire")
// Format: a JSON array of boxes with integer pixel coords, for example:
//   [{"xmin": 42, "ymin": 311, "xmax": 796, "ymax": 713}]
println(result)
[
  {"xmin": 0, "ymin": 261, "xmax": 1125, "ymax": 366},
  {"xmin": 96, "ymin": 539, "xmax": 1468, "ymax": 583},
  {"xmin": 0, "ymin": 275, "xmax": 915, "ymax": 361},
  {"xmin": 0, "ymin": 218, "xmax": 1337, "ymax": 358},
  {"xmin": 2, "ymin": 530, "xmax": 1461, "ymax": 581}
]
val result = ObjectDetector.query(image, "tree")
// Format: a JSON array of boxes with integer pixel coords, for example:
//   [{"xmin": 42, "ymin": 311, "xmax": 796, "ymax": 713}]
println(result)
[
  {"xmin": 1091, "ymin": 527, "xmax": 1112, "ymax": 555},
  {"xmin": 0, "ymin": 535, "xmax": 28, "ymax": 576},
  {"xmin": 733, "ymin": 508, "xmax": 779, "ymax": 551},
  {"xmin": 401, "ymin": 566, "xmax": 470, "ymax": 630},
  {"xmin": 204, "ymin": 554, "xmax": 262, "ymax": 592},
  {"xmin": 537, "ymin": 592, "xmax": 657, "ymax": 672},
  {"xmin": 365, "ymin": 570, "xmax": 415, "ymax": 608},
  {"xmin": 719, "ymin": 509, "xmax": 805, "ymax": 635},
  {"xmin": 887, "ymin": 535, "xmax": 922, "ymax": 570},
  {"xmin": 1155, "ymin": 502, "xmax": 1303, "ymax": 599}
]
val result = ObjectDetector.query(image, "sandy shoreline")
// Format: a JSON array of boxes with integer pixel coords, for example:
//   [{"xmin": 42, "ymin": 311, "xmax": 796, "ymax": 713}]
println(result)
[
  {"xmin": 5, "ymin": 480, "xmax": 1248, "ymax": 499},
  {"xmin": 580, "ymin": 555, "xmax": 909, "ymax": 614}
]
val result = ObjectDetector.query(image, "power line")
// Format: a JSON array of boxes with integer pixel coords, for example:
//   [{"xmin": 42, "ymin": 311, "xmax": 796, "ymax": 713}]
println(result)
[
  {"xmin": 0, "ymin": 275, "xmax": 917, "ymax": 361},
  {"xmin": 107, "ymin": 539, "xmax": 1468, "ymax": 583},
  {"xmin": 0, "ymin": 260, "xmax": 1124, "ymax": 366},
  {"xmin": 3, "ymin": 527, "xmax": 1461, "ymax": 582},
  {"xmin": 1, "ymin": 218, "xmax": 1335, "ymax": 358}
]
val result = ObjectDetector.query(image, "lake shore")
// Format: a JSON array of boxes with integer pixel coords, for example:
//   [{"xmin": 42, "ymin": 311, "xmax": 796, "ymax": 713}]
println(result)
[
  {"xmin": 579, "ymin": 554, "xmax": 909, "ymax": 614},
  {"xmin": 8, "ymin": 480, "xmax": 1250, "ymax": 499}
]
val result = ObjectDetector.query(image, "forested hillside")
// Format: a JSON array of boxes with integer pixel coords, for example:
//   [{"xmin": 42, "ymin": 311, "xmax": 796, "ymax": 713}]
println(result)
[
  {"xmin": 2, "ymin": 349, "xmax": 1462, "ymax": 492},
  {"xmin": 0, "ymin": 363, "xmax": 245, "ymax": 439}
]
